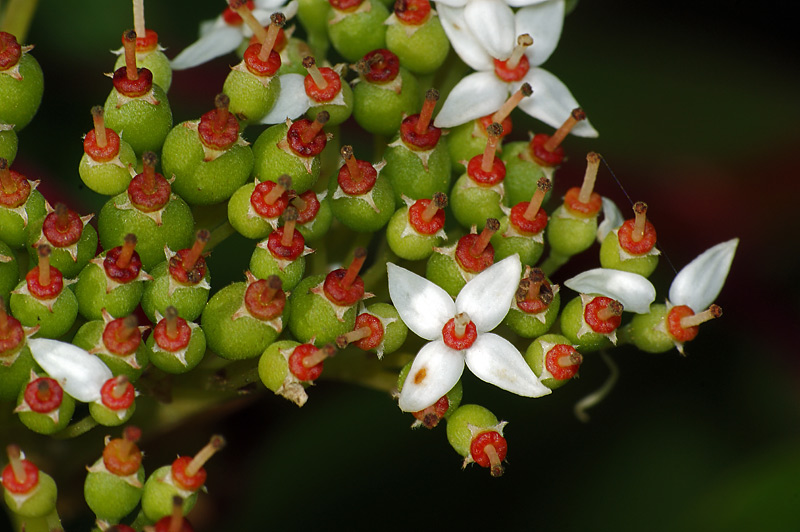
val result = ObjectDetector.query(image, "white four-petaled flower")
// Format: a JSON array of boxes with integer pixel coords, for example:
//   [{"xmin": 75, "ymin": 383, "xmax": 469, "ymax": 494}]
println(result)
[
  {"xmin": 434, "ymin": 0, "xmax": 597, "ymax": 136},
  {"xmin": 669, "ymin": 239, "xmax": 738, "ymax": 312},
  {"xmin": 388, "ymin": 254, "xmax": 550, "ymax": 412}
]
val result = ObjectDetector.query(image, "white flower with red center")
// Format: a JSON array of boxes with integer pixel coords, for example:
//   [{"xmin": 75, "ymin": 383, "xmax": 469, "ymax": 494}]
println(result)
[
  {"xmin": 388, "ymin": 254, "xmax": 550, "ymax": 412},
  {"xmin": 433, "ymin": 0, "xmax": 597, "ymax": 136},
  {"xmin": 170, "ymin": 0, "xmax": 298, "ymax": 70}
]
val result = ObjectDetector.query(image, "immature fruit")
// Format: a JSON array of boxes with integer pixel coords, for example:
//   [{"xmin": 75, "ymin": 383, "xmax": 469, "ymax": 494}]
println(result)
[
  {"xmin": 599, "ymin": 202, "xmax": 659, "ymax": 277},
  {"xmin": 327, "ymin": 0, "xmax": 389, "ymax": 62},
  {"xmin": 146, "ymin": 308, "xmax": 206, "ymax": 374},
  {"xmin": 85, "ymin": 427, "xmax": 145, "ymax": 521},
  {"xmin": 500, "ymin": 140, "xmax": 551, "ymax": 208},
  {"xmin": 9, "ymin": 267, "xmax": 79, "ymax": 339},
  {"xmin": 103, "ymin": 81, "xmax": 172, "ymax": 156},
  {"xmin": 140, "ymin": 465, "xmax": 199, "ymax": 522},
  {"xmin": 445, "ymin": 404, "xmax": 507, "ymax": 476},
  {"xmin": 26, "ymin": 204, "xmax": 98, "ymax": 279},
  {"xmin": 72, "ymin": 317, "xmax": 151, "ymax": 381},
  {"xmin": 0, "ymin": 240, "xmax": 18, "ymax": 302},
  {"xmin": 288, "ymin": 274, "xmax": 358, "ymax": 346},
  {"xmin": 559, "ymin": 295, "xmax": 620, "ymax": 353},
  {"xmin": 15, "ymin": 376, "xmax": 76, "ymax": 435},
  {"xmin": 112, "ymin": 29, "xmax": 172, "ymax": 91},
  {"xmin": 503, "ymin": 268, "xmax": 561, "ymax": 338},
  {"xmin": 0, "ymin": 124, "xmax": 17, "ymax": 164},
  {"xmin": 0, "ymin": 33, "xmax": 44, "ymax": 130},
  {"xmin": 0, "ymin": 165, "xmax": 47, "ymax": 249},
  {"xmin": 252, "ymin": 122, "xmax": 321, "ymax": 194},
  {"xmin": 2, "ymin": 450, "xmax": 58, "ymax": 518},
  {"xmin": 385, "ymin": 194, "xmax": 447, "ymax": 261},
  {"xmin": 385, "ymin": 1, "xmax": 449, "ymax": 74},
  {"xmin": 524, "ymin": 333, "xmax": 583, "ymax": 390}
]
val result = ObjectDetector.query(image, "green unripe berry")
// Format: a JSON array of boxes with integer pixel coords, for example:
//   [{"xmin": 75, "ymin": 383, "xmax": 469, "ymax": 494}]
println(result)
[
  {"xmin": 386, "ymin": 203, "xmax": 445, "ymax": 261},
  {"xmin": 546, "ymin": 206, "xmax": 598, "ymax": 257},
  {"xmin": 113, "ymin": 49, "xmax": 172, "ymax": 92},
  {"xmin": 140, "ymin": 260, "xmax": 210, "ymax": 324},
  {"xmin": 447, "ymin": 120, "xmax": 487, "ymax": 174},
  {"xmin": 252, "ymin": 122, "xmax": 320, "ymax": 194},
  {"xmin": 449, "ymin": 173, "xmax": 505, "ymax": 231},
  {"xmin": 27, "ymin": 219, "xmax": 98, "ymax": 279},
  {"xmin": 140, "ymin": 465, "xmax": 198, "ymax": 522},
  {"xmin": 0, "ymin": 347, "xmax": 35, "ymax": 402},
  {"xmin": 72, "ymin": 320, "xmax": 150, "ymax": 381},
  {"xmin": 385, "ymin": 15, "xmax": 449, "ymax": 75},
  {"xmin": 258, "ymin": 339, "xmax": 300, "ymax": 395},
  {"xmin": 559, "ymin": 295, "xmax": 615, "ymax": 353},
  {"xmin": 500, "ymin": 141, "xmax": 552, "ymax": 207},
  {"xmin": 161, "ymin": 120, "xmax": 254, "ymax": 206},
  {"xmin": 0, "ymin": 240, "xmax": 18, "ymax": 302},
  {"xmin": 74, "ymin": 257, "xmax": 146, "ymax": 322},
  {"xmin": 9, "ymin": 280, "xmax": 79, "ymax": 339},
  {"xmin": 0, "ymin": 188, "xmax": 46, "ymax": 249},
  {"xmin": 249, "ymin": 243, "xmax": 306, "ymax": 292},
  {"xmin": 84, "ymin": 461, "xmax": 144, "ymax": 523},
  {"xmin": 16, "ymin": 382, "xmax": 76, "ymax": 435},
  {"xmin": 0, "ymin": 124, "xmax": 18, "ymax": 164},
  {"xmin": 327, "ymin": 0, "xmax": 389, "ymax": 62},
  {"xmin": 382, "ymin": 137, "xmax": 451, "ymax": 208},
  {"xmin": 329, "ymin": 172, "xmax": 396, "ymax": 232},
  {"xmin": 103, "ymin": 83, "xmax": 172, "ymax": 157},
  {"xmin": 227, "ymin": 181, "xmax": 274, "ymax": 240},
  {"xmin": 599, "ymin": 229, "xmax": 659, "ymax": 278},
  {"xmin": 524, "ymin": 333, "xmax": 579, "ymax": 390},
  {"xmin": 352, "ymin": 67, "xmax": 420, "ymax": 137},
  {"xmin": 222, "ymin": 68, "xmax": 280, "ymax": 126},
  {"xmin": 78, "ymin": 139, "xmax": 137, "ymax": 196},
  {"xmin": 88, "ymin": 400, "xmax": 136, "ymax": 427},
  {"xmin": 201, "ymin": 281, "xmax": 288, "ymax": 360},
  {"xmin": 490, "ymin": 216, "xmax": 545, "ymax": 266},
  {"xmin": 621, "ymin": 304, "xmax": 674, "ymax": 354},
  {"xmin": 146, "ymin": 321, "xmax": 206, "ymax": 374},
  {"xmin": 306, "ymin": 81, "xmax": 354, "ymax": 127},
  {"xmin": 3, "ymin": 470, "xmax": 57, "ymax": 518},
  {"xmin": 288, "ymin": 274, "xmax": 356, "ymax": 346},
  {"xmin": 0, "ymin": 52, "xmax": 44, "ymax": 131},
  {"xmin": 446, "ymin": 404, "xmax": 499, "ymax": 458},
  {"xmin": 358, "ymin": 303, "xmax": 407, "ymax": 356},
  {"xmin": 425, "ymin": 246, "xmax": 469, "ymax": 298}
]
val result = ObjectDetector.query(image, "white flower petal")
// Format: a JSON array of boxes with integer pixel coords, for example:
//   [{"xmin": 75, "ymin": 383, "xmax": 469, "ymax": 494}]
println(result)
[
  {"xmin": 388, "ymin": 263, "xmax": 456, "ymax": 340},
  {"xmin": 465, "ymin": 333, "xmax": 550, "ymax": 397},
  {"xmin": 463, "ymin": 0, "xmax": 516, "ymax": 61},
  {"xmin": 171, "ymin": 26, "xmax": 245, "ymax": 70},
  {"xmin": 515, "ymin": 0, "xmax": 564, "ymax": 66},
  {"xmin": 597, "ymin": 196, "xmax": 624, "ymax": 243},
  {"xmin": 398, "ymin": 340, "xmax": 465, "ymax": 412},
  {"xmin": 456, "ymin": 254, "xmax": 521, "ymax": 332},
  {"xmin": 669, "ymin": 239, "xmax": 738, "ymax": 312},
  {"xmin": 517, "ymin": 67, "xmax": 599, "ymax": 137},
  {"xmin": 436, "ymin": 4, "xmax": 494, "ymax": 71},
  {"xmin": 28, "ymin": 338, "xmax": 113, "ymax": 403},
  {"xmin": 260, "ymin": 74, "xmax": 310, "ymax": 124},
  {"xmin": 433, "ymin": 71, "xmax": 508, "ymax": 128},
  {"xmin": 507, "ymin": 0, "xmax": 552, "ymax": 7},
  {"xmin": 565, "ymin": 268, "xmax": 656, "ymax": 314},
  {"xmin": 435, "ymin": 0, "xmax": 468, "ymax": 7}
]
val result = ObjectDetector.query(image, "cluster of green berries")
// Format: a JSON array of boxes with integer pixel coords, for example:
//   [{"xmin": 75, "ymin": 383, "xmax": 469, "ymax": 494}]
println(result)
[{"xmin": 0, "ymin": 0, "xmax": 734, "ymax": 520}]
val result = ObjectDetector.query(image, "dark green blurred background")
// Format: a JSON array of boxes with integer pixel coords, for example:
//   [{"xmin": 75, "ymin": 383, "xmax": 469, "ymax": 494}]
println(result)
[{"xmin": 3, "ymin": 0, "xmax": 799, "ymax": 530}]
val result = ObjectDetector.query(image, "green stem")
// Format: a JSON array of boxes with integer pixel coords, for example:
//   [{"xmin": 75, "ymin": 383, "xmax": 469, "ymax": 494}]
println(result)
[
  {"xmin": 573, "ymin": 350, "xmax": 619, "ymax": 422},
  {"xmin": 0, "ymin": 0, "xmax": 39, "ymax": 40},
  {"xmin": 205, "ymin": 221, "xmax": 236, "ymax": 252},
  {"xmin": 7, "ymin": 508, "xmax": 62, "ymax": 532},
  {"xmin": 539, "ymin": 249, "xmax": 572, "ymax": 277},
  {"xmin": 52, "ymin": 415, "xmax": 98, "ymax": 439}
]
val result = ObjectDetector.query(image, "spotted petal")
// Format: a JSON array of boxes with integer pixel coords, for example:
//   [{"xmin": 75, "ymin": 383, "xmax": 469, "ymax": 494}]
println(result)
[
  {"xmin": 465, "ymin": 333, "xmax": 550, "ymax": 397},
  {"xmin": 597, "ymin": 196, "xmax": 624, "ymax": 243},
  {"xmin": 170, "ymin": 26, "xmax": 245, "ymax": 70},
  {"xmin": 463, "ymin": 0, "xmax": 516, "ymax": 61},
  {"xmin": 436, "ymin": 4, "xmax": 494, "ymax": 71},
  {"xmin": 456, "ymin": 254, "xmax": 521, "ymax": 332},
  {"xmin": 28, "ymin": 338, "xmax": 113, "ymax": 403},
  {"xmin": 669, "ymin": 239, "xmax": 738, "ymax": 312},
  {"xmin": 260, "ymin": 73, "xmax": 310, "ymax": 124},
  {"xmin": 398, "ymin": 340, "xmax": 465, "ymax": 412},
  {"xmin": 565, "ymin": 268, "xmax": 656, "ymax": 314},
  {"xmin": 388, "ymin": 263, "xmax": 456, "ymax": 340},
  {"xmin": 434, "ymin": 71, "xmax": 508, "ymax": 128},
  {"xmin": 515, "ymin": 0, "xmax": 564, "ymax": 66},
  {"xmin": 517, "ymin": 67, "xmax": 598, "ymax": 137}
]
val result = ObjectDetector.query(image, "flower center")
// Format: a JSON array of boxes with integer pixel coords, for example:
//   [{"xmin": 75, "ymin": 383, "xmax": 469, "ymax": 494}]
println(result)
[
  {"xmin": 493, "ymin": 34, "xmax": 531, "ymax": 82},
  {"xmin": 441, "ymin": 313, "xmax": 478, "ymax": 350}
]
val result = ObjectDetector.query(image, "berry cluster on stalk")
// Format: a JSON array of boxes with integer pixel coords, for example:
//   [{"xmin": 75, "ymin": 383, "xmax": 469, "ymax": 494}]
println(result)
[{"xmin": 0, "ymin": 0, "xmax": 739, "ymax": 528}]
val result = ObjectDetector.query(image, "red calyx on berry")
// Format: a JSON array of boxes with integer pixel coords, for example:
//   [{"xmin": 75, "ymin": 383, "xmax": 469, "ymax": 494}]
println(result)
[
  {"xmin": 112, "ymin": 30, "xmax": 153, "ymax": 97},
  {"xmin": 267, "ymin": 207, "xmax": 305, "ymax": 260},
  {"xmin": 400, "ymin": 89, "xmax": 442, "ymax": 150},
  {"xmin": 287, "ymin": 112, "xmax": 329, "ymax": 157},
  {"xmin": 470, "ymin": 430, "xmax": 507, "ymax": 477},
  {"xmin": 563, "ymin": 151, "xmax": 602, "ymax": 217},
  {"xmin": 153, "ymin": 306, "xmax": 192, "ymax": 352},
  {"xmin": 323, "ymin": 247, "xmax": 367, "ymax": 305},
  {"xmin": 303, "ymin": 57, "xmax": 342, "ymax": 103},
  {"xmin": 545, "ymin": 344, "xmax": 583, "ymax": 381},
  {"xmin": 454, "ymin": 219, "xmax": 499, "ymax": 273},
  {"xmin": 515, "ymin": 268, "xmax": 554, "ymax": 314},
  {"xmin": 337, "ymin": 313, "xmax": 384, "ymax": 350},
  {"xmin": 170, "ymin": 435, "xmax": 226, "ymax": 492},
  {"xmin": 169, "ymin": 230, "xmax": 210, "ymax": 285},
  {"xmin": 244, "ymin": 275, "xmax": 286, "ymax": 321},
  {"xmin": 666, "ymin": 304, "xmax": 722, "ymax": 344},
  {"xmin": 198, "ymin": 94, "xmax": 239, "ymax": 151},
  {"xmin": 442, "ymin": 313, "xmax": 478, "ymax": 350},
  {"xmin": 104, "ymin": 234, "xmax": 143, "ymax": 284},
  {"xmin": 357, "ymin": 49, "xmax": 400, "ymax": 83},
  {"xmin": 0, "ymin": 158, "xmax": 31, "ymax": 209},
  {"xmin": 41, "ymin": 203, "xmax": 84, "ymax": 248},
  {"xmin": 408, "ymin": 192, "xmax": 447, "ymax": 235},
  {"xmin": 412, "ymin": 395, "xmax": 449, "ymax": 429},
  {"xmin": 493, "ymin": 34, "xmax": 532, "ymax": 82},
  {"xmin": 250, "ymin": 176, "xmax": 291, "ymax": 219},
  {"xmin": 23, "ymin": 377, "xmax": 63, "ymax": 413},
  {"xmin": 0, "ymin": 32, "xmax": 22, "ymax": 71},
  {"xmin": 291, "ymin": 190, "xmax": 321, "ymax": 224},
  {"xmin": 128, "ymin": 151, "xmax": 171, "ymax": 212},
  {"xmin": 509, "ymin": 176, "xmax": 551, "ymax": 235},
  {"xmin": 84, "ymin": 106, "xmax": 121, "ymax": 162},
  {"xmin": 102, "ymin": 315, "xmax": 142, "ymax": 357},
  {"xmin": 529, "ymin": 108, "xmax": 587, "ymax": 167},
  {"xmin": 337, "ymin": 146, "xmax": 377, "ymax": 195},
  {"xmin": 0, "ymin": 298, "xmax": 24, "ymax": 356},
  {"xmin": 100, "ymin": 375, "xmax": 136, "ymax": 410},
  {"xmin": 583, "ymin": 296, "xmax": 623, "ymax": 334},
  {"xmin": 289, "ymin": 343, "xmax": 335, "ymax": 381},
  {"xmin": 26, "ymin": 246, "xmax": 64, "ymax": 300},
  {"xmin": 617, "ymin": 201, "xmax": 657, "ymax": 255},
  {"xmin": 467, "ymin": 123, "xmax": 505, "ymax": 186},
  {"xmin": 394, "ymin": 0, "xmax": 431, "ymax": 25},
  {"xmin": 1, "ymin": 445, "xmax": 39, "ymax": 494},
  {"xmin": 102, "ymin": 426, "xmax": 143, "ymax": 477}
]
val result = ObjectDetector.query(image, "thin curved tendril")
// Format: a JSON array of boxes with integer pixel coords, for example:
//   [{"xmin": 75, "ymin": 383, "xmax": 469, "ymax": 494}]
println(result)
[{"xmin": 574, "ymin": 350, "xmax": 618, "ymax": 422}]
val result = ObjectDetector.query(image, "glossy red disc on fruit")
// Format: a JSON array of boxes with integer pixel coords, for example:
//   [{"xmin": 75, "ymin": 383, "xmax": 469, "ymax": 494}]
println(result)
[
  {"xmin": 584, "ymin": 296, "xmax": 622, "ymax": 334},
  {"xmin": 84, "ymin": 128, "xmax": 121, "ymax": 162},
  {"xmin": 666, "ymin": 305, "xmax": 699, "ymax": 343},
  {"xmin": 266, "ymin": 228, "xmax": 305, "ymax": 261},
  {"xmin": 288, "ymin": 343, "xmax": 324, "ymax": 381},
  {"xmin": 293, "ymin": 190, "xmax": 320, "ymax": 224},
  {"xmin": 509, "ymin": 201, "xmax": 548, "ymax": 235},
  {"xmin": 102, "ymin": 318, "xmax": 141, "ymax": 356},
  {"xmin": 470, "ymin": 431, "xmax": 507, "ymax": 468},
  {"xmin": 168, "ymin": 248, "xmax": 207, "ymax": 286},
  {"xmin": 529, "ymin": 133, "xmax": 563, "ymax": 167},
  {"xmin": 24, "ymin": 377, "xmax": 63, "ymax": 413},
  {"xmin": 171, "ymin": 455, "xmax": 206, "ymax": 491},
  {"xmin": 407, "ymin": 198, "xmax": 445, "ymax": 235},
  {"xmin": 243, "ymin": 43, "xmax": 281, "ymax": 77},
  {"xmin": 337, "ymin": 160, "xmax": 377, "ymax": 195},
  {"xmin": 394, "ymin": 0, "xmax": 431, "ymax": 25},
  {"xmin": 129, "ymin": 28, "xmax": 159, "ymax": 52},
  {"xmin": 466, "ymin": 155, "xmax": 505, "ymax": 186},
  {"xmin": 103, "ymin": 437, "xmax": 143, "ymax": 477},
  {"xmin": 563, "ymin": 187, "xmax": 602, "ymax": 217},
  {"xmin": 493, "ymin": 55, "xmax": 529, "ymax": 82},
  {"xmin": 127, "ymin": 172, "xmax": 171, "ymax": 212},
  {"xmin": 545, "ymin": 344, "xmax": 581, "ymax": 381},
  {"xmin": 250, "ymin": 180, "xmax": 289, "ymax": 219},
  {"xmin": 287, "ymin": 119, "xmax": 328, "ymax": 157},
  {"xmin": 361, "ymin": 49, "xmax": 399, "ymax": 83},
  {"xmin": 330, "ymin": 0, "xmax": 363, "ymax": 10},
  {"xmin": 41, "ymin": 208, "xmax": 83, "ymax": 248},
  {"xmin": 100, "ymin": 377, "xmax": 136, "ymax": 410},
  {"xmin": 153, "ymin": 315, "xmax": 192, "ymax": 352},
  {"xmin": 454, "ymin": 234, "xmax": 494, "ymax": 274},
  {"xmin": 25, "ymin": 266, "xmax": 64, "ymax": 300},
  {"xmin": 399, "ymin": 114, "xmax": 441, "ymax": 151},
  {"xmin": 103, "ymin": 246, "xmax": 143, "ymax": 285},
  {"xmin": 112, "ymin": 67, "xmax": 153, "ymax": 97},
  {"xmin": 323, "ymin": 269, "xmax": 365, "ymax": 306},
  {"xmin": 0, "ymin": 170, "xmax": 31, "ymax": 208},
  {"xmin": 353, "ymin": 313, "xmax": 384, "ymax": 350},
  {"xmin": 244, "ymin": 279, "xmax": 286, "ymax": 321},
  {"xmin": 478, "ymin": 114, "xmax": 512, "ymax": 139},
  {"xmin": 154, "ymin": 516, "xmax": 194, "ymax": 532},
  {"xmin": 304, "ymin": 67, "xmax": 341, "ymax": 103},
  {"xmin": 198, "ymin": 109, "xmax": 239, "ymax": 151},
  {"xmin": 441, "ymin": 317, "xmax": 477, "ymax": 350},
  {"xmin": 1, "ymin": 460, "xmax": 39, "ymax": 494},
  {"xmin": 617, "ymin": 218, "xmax": 657, "ymax": 255},
  {"xmin": 0, "ymin": 32, "xmax": 21, "ymax": 71}
]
